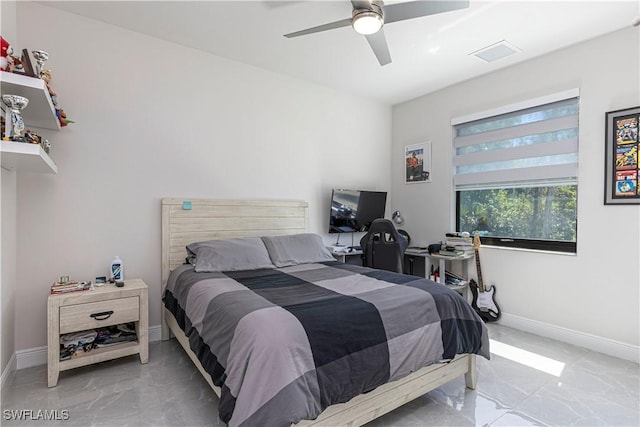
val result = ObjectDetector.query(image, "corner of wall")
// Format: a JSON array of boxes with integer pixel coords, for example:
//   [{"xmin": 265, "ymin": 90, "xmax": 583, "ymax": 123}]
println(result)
[
  {"xmin": 0, "ymin": 0, "xmax": 18, "ymax": 384},
  {"xmin": 0, "ymin": 352, "xmax": 16, "ymax": 395},
  {"xmin": 1, "ymin": 169, "xmax": 17, "ymax": 375}
]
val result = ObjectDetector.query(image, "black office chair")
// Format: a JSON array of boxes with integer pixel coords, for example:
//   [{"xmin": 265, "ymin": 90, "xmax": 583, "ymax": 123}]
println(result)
[{"xmin": 360, "ymin": 219, "xmax": 409, "ymax": 274}]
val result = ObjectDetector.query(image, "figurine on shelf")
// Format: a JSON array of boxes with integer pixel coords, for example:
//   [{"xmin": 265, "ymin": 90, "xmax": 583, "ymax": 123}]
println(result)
[
  {"xmin": 0, "ymin": 36, "xmax": 26, "ymax": 74},
  {"xmin": 40, "ymin": 69, "xmax": 58, "ymax": 105},
  {"xmin": 40, "ymin": 69, "xmax": 74, "ymax": 127},
  {"xmin": 24, "ymin": 129, "xmax": 41, "ymax": 145},
  {"xmin": 1, "ymin": 36, "xmax": 14, "ymax": 71},
  {"xmin": 56, "ymin": 108, "xmax": 74, "ymax": 127},
  {"xmin": 9, "ymin": 54, "xmax": 25, "ymax": 74}
]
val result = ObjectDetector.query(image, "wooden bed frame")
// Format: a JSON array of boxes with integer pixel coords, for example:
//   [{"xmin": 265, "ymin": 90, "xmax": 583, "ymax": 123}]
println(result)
[{"xmin": 160, "ymin": 198, "xmax": 477, "ymax": 426}]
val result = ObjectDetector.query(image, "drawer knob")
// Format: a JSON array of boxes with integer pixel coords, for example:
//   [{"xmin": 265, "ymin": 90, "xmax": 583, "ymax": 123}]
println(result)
[{"xmin": 90, "ymin": 311, "xmax": 114, "ymax": 321}]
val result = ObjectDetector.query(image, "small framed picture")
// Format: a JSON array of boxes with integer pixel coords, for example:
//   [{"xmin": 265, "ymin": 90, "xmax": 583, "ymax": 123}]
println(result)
[
  {"xmin": 604, "ymin": 106, "xmax": 640, "ymax": 205},
  {"xmin": 405, "ymin": 142, "xmax": 431, "ymax": 184}
]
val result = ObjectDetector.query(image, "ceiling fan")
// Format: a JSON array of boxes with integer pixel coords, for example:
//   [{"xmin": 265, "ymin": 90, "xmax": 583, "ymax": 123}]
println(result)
[{"xmin": 284, "ymin": 0, "xmax": 469, "ymax": 66}]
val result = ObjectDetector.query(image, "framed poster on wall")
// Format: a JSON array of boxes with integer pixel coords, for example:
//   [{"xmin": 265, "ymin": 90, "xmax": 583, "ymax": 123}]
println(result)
[
  {"xmin": 604, "ymin": 106, "xmax": 640, "ymax": 204},
  {"xmin": 405, "ymin": 142, "xmax": 431, "ymax": 184}
]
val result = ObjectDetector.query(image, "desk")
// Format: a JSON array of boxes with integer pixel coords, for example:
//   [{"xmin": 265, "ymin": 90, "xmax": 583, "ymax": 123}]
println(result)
[{"xmin": 404, "ymin": 250, "xmax": 474, "ymax": 300}]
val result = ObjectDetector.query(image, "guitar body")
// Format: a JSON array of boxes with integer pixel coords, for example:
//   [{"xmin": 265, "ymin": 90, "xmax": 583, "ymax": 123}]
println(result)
[
  {"xmin": 470, "ymin": 234, "xmax": 501, "ymax": 322},
  {"xmin": 470, "ymin": 279, "xmax": 501, "ymax": 322}
]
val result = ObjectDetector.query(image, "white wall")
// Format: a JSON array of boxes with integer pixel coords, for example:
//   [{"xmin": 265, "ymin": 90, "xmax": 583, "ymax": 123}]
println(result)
[
  {"xmin": 9, "ymin": 2, "xmax": 638, "ymax": 362},
  {"xmin": 13, "ymin": 2, "xmax": 391, "ymax": 351},
  {"xmin": 392, "ymin": 27, "xmax": 640, "ymax": 350},
  {"xmin": 1, "ymin": 169, "xmax": 17, "ymax": 374},
  {"xmin": 1, "ymin": 0, "xmax": 19, "ymax": 376}
]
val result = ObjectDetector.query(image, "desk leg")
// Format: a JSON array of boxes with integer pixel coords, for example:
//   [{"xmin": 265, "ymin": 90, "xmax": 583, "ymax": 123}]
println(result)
[
  {"xmin": 407, "ymin": 256, "xmax": 415, "ymax": 275},
  {"xmin": 332, "ymin": 254, "xmax": 346, "ymax": 263},
  {"xmin": 463, "ymin": 258, "xmax": 470, "ymax": 301},
  {"xmin": 438, "ymin": 259, "xmax": 446, "ymax": 284}
]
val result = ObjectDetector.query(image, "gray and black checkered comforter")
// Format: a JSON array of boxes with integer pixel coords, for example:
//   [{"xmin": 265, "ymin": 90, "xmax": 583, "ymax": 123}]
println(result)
[{"xmin": 163, "ymin": 261, "xmax": 490, "ymax": 427}]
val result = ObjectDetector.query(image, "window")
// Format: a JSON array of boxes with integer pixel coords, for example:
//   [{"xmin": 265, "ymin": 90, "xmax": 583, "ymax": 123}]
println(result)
[{"xmin": 452, "ymin": 91, "xmax": 579, "ymax": 253}]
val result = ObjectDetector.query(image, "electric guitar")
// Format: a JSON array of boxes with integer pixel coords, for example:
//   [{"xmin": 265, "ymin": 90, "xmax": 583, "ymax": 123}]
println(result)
[{"xmin": 469, "ymin": 234, "xmax": 501, "ymax": 322}]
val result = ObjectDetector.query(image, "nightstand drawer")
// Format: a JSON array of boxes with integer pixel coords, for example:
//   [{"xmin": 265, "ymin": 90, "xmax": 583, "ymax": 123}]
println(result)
[{"xmin": 59, "ymin": 296, "xmax": 139, "ymax": 334}]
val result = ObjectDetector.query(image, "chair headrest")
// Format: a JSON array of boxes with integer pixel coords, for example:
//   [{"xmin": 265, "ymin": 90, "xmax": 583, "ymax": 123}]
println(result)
[{"xmin": 360, "ymin": 219, "xmax": 408, "ymax": 246}]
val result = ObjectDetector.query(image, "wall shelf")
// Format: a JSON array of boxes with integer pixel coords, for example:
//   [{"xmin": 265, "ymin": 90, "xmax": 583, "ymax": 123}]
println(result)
[
  {"xmin": 1, "ymin": 141, "xmax": 57, "ymax": 174},
  {"xmin": 0, "ymin": 71, "xmax": 60, "ymax": 131},
  {"xmin": 1, "ymin": 71, "xmax": 61, "ymax": 173}
]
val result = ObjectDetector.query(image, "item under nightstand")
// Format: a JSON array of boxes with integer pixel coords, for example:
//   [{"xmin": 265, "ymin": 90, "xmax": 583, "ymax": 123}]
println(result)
[{"xmin": 47, "ymin": 278, "xmax": 149, "ymax": 387}]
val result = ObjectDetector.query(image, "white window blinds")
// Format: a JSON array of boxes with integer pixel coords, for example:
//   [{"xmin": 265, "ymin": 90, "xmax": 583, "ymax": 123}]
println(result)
[{"xmin": 453, "ymin": 94, "xmax": 579, "ymax": 190}]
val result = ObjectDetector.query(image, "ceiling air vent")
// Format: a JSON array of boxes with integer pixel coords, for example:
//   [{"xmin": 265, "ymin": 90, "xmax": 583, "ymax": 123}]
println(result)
[{"xmin": 470, "ymin": 40, "xmax": 520, "ymax": 63}]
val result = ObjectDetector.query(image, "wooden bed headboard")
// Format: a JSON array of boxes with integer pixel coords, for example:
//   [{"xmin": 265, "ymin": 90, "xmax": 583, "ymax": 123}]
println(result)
[{"xmin": 161, "ymin": 198, "xmax": 309, "ymax": 287}]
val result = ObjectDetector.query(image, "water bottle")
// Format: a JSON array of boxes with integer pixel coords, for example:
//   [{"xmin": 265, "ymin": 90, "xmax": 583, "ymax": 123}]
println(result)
[{"xmin": 110, "ymin": 256, "xmax": 124, "ymax": 282}]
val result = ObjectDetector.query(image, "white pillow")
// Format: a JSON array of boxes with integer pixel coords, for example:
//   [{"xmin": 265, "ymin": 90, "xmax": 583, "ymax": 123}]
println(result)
[
  {"xmin": 186, "ymin": 237, "xmax": 276, "ymax": 272},
  {"xmin": 261, "ymin": 233, "xmax": 335, "ymax": 267}
]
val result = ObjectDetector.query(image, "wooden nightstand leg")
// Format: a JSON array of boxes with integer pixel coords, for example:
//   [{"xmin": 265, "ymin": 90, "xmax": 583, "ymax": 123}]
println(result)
[
  {"xmin": 47, "ymin": 299, "xmax": 60, "ymax": 387},
  {"xmin": 138, "ymin": 289, "xmax": 149, "ymax": 363},
  {"xmin": 137, "ymin": 322, "xmax": 149, "ymax": 363},
  {"xmin": 48, "ymin": 368, "xmax": 59, "ymax": 388}
]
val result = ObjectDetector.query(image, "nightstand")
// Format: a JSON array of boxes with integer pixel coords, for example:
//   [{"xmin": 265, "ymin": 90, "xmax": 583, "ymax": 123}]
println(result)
[{"xmin": 47, "ymin": 278, "xmax": 149, "ymax": 387}]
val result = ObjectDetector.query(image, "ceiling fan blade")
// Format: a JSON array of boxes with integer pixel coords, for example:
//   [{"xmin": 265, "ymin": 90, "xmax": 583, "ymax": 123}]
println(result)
[
  {"xmin": 365, "ymin": 29, "xmax": 392, "ymax": 66},
  {"xmin": 284, "ymin": 17, "xmax": 352, "ymax": 38},
  {"xmin": 351, "ymin": 0, "xmax": 374, "ymax": 9},
  {"xmin": 383, "ymin": 0, "xmax": 469, "ymax": 24}
]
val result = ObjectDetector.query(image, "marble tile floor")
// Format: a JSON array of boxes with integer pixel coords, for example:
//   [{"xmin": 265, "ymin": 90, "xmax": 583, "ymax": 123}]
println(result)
[{"xmin": 1, "ymin": 324, "xmax": 638, "ymax": 426}]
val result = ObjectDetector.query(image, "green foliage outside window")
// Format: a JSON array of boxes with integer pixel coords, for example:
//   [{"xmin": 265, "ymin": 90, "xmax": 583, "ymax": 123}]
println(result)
[{"xmin": 458, "ymin": 185, "xmax": 577, "ymax": 242}]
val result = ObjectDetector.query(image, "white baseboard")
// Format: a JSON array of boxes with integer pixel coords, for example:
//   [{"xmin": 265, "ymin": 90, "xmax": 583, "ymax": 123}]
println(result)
[
  {"xmin": 498, "ymin": 313, "xmax": 640, "ymax": 363},
  {"xmin": 1, "ymin": 352, "xmax": 17, "ymax": 394},
  {"xmin": 16, "ymin": 345, "xmax": 47, "ymax": 370},
  {"xmin": 15, "ymin": 324, "xmax": 163, "ymax": 370},
  {"xmin": 149, "ymin": 324, "xmax": 162, "ymax": 342}
]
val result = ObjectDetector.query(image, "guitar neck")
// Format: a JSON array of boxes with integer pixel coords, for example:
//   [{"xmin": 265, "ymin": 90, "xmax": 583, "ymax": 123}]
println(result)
[{"xmin": 474, "ymin": 248, "xmax": 485, "ymax": 292}]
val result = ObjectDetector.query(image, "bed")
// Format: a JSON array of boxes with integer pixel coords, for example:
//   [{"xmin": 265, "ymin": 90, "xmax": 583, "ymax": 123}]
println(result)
[{"xmin": 161, "ymin": 198, "xmax": 490, "ymax": 427}]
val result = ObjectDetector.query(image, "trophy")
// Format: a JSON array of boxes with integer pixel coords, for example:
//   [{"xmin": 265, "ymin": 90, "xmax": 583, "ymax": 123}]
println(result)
[
  {"xmin": 31, "ymin": 50, "xmax": 49, "ymax": 78},
  {"xmin": 2, "ymin": 95, "xmax": 29, "ymax": 142}
]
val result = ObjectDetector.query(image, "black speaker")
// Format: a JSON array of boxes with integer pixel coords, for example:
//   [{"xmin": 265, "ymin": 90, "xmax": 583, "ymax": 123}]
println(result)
[{"xmin": 427, "ymin": 243, "xmax": 441, "ymax": 254}]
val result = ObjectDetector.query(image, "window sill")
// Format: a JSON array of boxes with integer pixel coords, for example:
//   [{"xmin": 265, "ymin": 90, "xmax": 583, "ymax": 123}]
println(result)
[{"xmin": 481, "ymin": 244, "xmax": 577, "ymax": 256}]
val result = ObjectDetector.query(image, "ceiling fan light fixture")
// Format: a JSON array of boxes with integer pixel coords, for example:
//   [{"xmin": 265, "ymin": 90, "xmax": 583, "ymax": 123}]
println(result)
[{"xmin": 352, "ymin": 10, "xmax": 384, "ymax": 35}]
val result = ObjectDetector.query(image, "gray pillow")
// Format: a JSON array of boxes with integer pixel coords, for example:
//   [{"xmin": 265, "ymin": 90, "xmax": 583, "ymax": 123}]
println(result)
[
  {"xmin": 186, "ymin": 237, "xmax": 276, "ymax": 272},
  {"xmin": 261, "ymin": 233, "xmax": 335, "ymax": 267}
]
